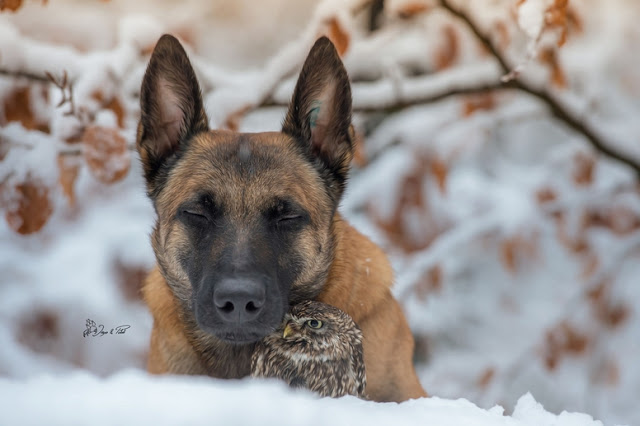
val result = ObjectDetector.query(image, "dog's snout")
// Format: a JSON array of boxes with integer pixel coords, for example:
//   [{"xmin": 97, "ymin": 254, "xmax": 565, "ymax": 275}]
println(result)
[{"xmin": 213, "ymin": 278, "xmax": 265, "ymax": 323}]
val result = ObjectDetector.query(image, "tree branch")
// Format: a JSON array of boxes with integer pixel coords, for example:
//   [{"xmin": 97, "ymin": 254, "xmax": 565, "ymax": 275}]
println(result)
[
  {"xmin": 264, "ymin": 77, "xmax": 514, "ymax": 113},
  {"xmin": 354, "ymin": 81, "xmax": 514, "ymax": 114},
  {"xmin": 437, "ymin": 0, "xmax": 640, "ymax": 178},
  {"xmin": 0, "ymin": 68, "xmax": 50, "ymax": 83}
]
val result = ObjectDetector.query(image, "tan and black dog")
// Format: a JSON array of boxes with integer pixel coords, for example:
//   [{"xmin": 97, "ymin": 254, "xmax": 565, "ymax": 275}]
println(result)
[{"xmin": 137, "ymin": 34, "xmax": 426, "ymax": 402}]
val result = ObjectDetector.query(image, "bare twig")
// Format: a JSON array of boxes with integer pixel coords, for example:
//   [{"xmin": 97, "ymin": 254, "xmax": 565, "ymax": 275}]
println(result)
[
  {"xmin": 437, "ymin": 0, "xmax": 640, "ymax": 178},
  {"xmin": 45, "ymin": 71, "xmax": 76, "ymax": 116},
  {"xmin": 368, "ymin": 0, "xmax": 385, "ymax": 32},
  {"xmin": 0, "ymin": 68, "xmax": 80, "ymax": 117},
  {"xmin": 0, "ymin": 68, "xmax": 50, "ymax": 83}
]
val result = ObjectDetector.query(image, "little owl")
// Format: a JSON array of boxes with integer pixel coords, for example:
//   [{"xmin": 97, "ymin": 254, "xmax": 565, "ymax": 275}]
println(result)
[{"xmin": 251, "ymin": 300, "xmax": 366, "ymax": 399}]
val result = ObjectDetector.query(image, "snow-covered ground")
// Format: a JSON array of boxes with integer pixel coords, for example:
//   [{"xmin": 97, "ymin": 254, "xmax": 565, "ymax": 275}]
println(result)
[
  {"xmin": 0, "ymin": 370, "xmax": 606, "ymax": 426},
  {"xmin": 1, "ymin": 0, "xmax": 639, "ymax": 425}
]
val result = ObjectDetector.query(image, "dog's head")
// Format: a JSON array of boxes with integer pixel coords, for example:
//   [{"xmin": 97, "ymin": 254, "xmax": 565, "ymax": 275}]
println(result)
[{"xmin": 137, "ymin": 35, "xmax": 353, "ymax": 344}]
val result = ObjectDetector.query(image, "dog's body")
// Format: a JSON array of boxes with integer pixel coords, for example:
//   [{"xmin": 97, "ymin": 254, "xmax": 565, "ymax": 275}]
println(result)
[{"xmin": 138, "ymin": 34, "xmax": 426, "ymax": 402}]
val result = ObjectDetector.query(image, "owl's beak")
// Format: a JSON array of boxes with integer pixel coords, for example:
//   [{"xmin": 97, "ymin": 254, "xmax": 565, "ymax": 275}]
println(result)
[{"xmin": 282, "ymin": 323, "xmax": 293, "ymax": 339}]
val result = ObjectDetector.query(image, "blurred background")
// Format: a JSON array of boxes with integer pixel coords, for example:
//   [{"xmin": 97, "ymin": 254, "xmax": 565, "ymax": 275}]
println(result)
[{"xmin": 0, "ymin": 0, "xmax": 638, "ymax": 424}]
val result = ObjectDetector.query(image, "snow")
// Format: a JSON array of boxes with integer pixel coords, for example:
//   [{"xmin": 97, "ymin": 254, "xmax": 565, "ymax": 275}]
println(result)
[
  {"xmin": 0, "ymin": 123, "xmax": 59, "ymax": 187},
  {"xmin": 0, "ymin": 371, "xmax": 605, "ymax": 426},
  {"xmin": 517, "ymin": 0, "xmax": 551, "ymax": 41},
  {"xmin": 1, "ymin": 0, "xmax": 639, "ymax": 425}
]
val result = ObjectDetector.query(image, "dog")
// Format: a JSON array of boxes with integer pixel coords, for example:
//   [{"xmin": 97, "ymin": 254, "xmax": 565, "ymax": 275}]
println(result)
[{"xmin": 137, "ymin": 34, "xmax": 426, "ymax": 402}]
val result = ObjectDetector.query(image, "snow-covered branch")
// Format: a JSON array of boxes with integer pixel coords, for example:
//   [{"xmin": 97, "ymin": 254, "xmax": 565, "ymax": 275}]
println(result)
[
  {"xmin": 437, "ymin": 0, "xmax": 640, "ymax": 178},
  {"xmin": 0, "ymin": 67, "xmax": 49, "ymax": 83}
]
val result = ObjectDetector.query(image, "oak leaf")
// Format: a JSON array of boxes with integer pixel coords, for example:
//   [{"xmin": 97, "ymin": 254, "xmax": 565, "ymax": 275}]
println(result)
[
  {"xmin": 0, "ymin": 0, "xmax": 23, "ymax": 12},
  {"xmin": 5, "ymin": 180, "xmax": 53, "ymax": 234},
  {"xmin": 82, "ymin": 125, "xmax": 130, "ymax": 184},
  {"xmin": 397, "ymin": 2, "xmax": 431, "ymax": 19},
  {"xmin": 435, "ymin": 25, "xmax": 459, "ymax": 70},
  {"xmin": 462, "ymin": 93, "xmax": 496, "ymax": 117},
  {"xmin": 2, "ymin": 87, "xmax": 50, "ymax": 133},
  {"xmin": 57, "ymin": 154, "xmax": 80, "ymax": 207},
  {"xmin": 326, "ymin": 17, "xmax": 350, "ymax": 56}
]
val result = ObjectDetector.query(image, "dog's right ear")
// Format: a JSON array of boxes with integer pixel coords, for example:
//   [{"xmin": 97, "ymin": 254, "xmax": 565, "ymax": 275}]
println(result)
[
  {"xmin": 137, "ymin": 34, "xmax": 208, "ymax": 198},
  {"xmin": 282, "ymin": 37, "xmax": 353, "ymax": 206}
]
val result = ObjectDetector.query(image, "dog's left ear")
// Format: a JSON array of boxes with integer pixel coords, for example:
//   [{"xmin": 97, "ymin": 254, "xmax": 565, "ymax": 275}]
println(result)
[{"xmin": 283, "ymin": 37, "xmax": 353, "ymax": 203}]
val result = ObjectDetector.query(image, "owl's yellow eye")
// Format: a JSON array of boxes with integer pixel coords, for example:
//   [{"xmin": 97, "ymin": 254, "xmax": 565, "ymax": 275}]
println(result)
[{"xmin": 306, "ymin": 319, "xmax": 323, "ymax": 329}]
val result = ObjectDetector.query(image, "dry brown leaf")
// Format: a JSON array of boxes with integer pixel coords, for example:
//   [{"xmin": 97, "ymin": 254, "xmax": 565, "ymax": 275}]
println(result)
[
  {"xmin": 0, "ymin": 135, "xmax": 9, "ymax": 161},
  {"xmin": 539, "ymin": 47, "xmax": 567, "ymax": 89},
  {"xmin": 2, "ymin": 87, "xmax": 50, "ymax": 133},
  {"xmin": 140, "ymin": 42, "xmax": 156, "ymax": 57},
  {"xmin": 415, "ymin": 265, "xmax": 442, "ymax": 301},
  {"xmin": 57, "ymin": 154, "xmax": 80, "ymax": 207},
  {"xmin": 113, "ymin": 259, "xmax": 149, "ymax": 302},
  {"xmin": 5, "ymin": 180, "xmax": 53, "ymax": 234},
  {"xmin": 82, "ymin": 125, "xmax": 131, "ymax": 184},
  {"xmin": 500, "ymin": 234, "xmax": 538, "ymax": 274},
  {"xmin": 601, "ymin": 304, "xmax": 630, "ymax": 328},
  {"xmin": 580, "ymin": 252, "xmax": 599, "ymax": 279},
  {"xmin": 0, "ymin": 0, "xmax": 23, "ymax": 12},
  {"xmin": 174, "ymin": 27, "xmax": 197, "ymax": 50},
  {"xmin": 435, "ymin": 25, "xmax": 459, "ymax": 71},
  {"xmin": 543, "ymin": 321, "xmax": 589, "ymax": 371},
  {"xmin": 536, "ymin": 187, "xmax": 557, "ymax": 204},
  {"xmin": 351, "ymin": 127, "xmax": 367, "ymax": 168},
  {"xmin": 462, "ymin": 93, "xmax": 496, "ymax": 117},
  {"xmin": 582, "ymin": 205, "xmax": 640, "ymax": 236},
  {"xmin": 16, "ymin": 310, "xmax": 59, "ymax": 355},
  {"xmin": 224, "ymin": 105, "xmax": 253, "ymax": 132},
  {"xmin": 594, "ymin": 358, "xmax": 620, "ymax": 386},
  {"xmin": 371, "ymin": 155, "xmax": 444, "ymax": 253},
  {"xmin": 572, "ymin": 152, "xmax": 595, "ymax": 186},
  {"xmin": 545, "ymin": 0, "xmax": 570, "ymax": 46},
  {"xmin": 521, "ymin": 0, "xmax": 580, "ymax": 47},
  {"xmin": 477, "ymin": 367, "xmax": 495, "ymax": 389},
  {"xmin": 555, "ymin": 215, "xmax": 590, "ymax": 254},
  {"xmin": 326, "ymin": 17, "xmax": 350, "ymax": 57},
  {"xmin": 501, "ymin": 238, "xmax": 517, "ymax": 274},
  {"xmin": 65, "ymin": 129, "xmax": 85, "ymax": 144},
  {"xmin": 105, "ymin": 98, "xmax": 125, "ymax": 128},
  {"xmin": 565, "ymin": 7, "xmax": 583, "ymax": 36},
  {"xmin": 397, "ymin": 2, "xmax": 431, "ymax": 19},
  {"xmin": 587, "ymin": 280, "xmax": 609, "ymax": 305},
  {"xmin": 606, "ymin": 206, "xmax": 640, "ymax": 236},
  {"xmin": 429, "ymin": 157, "xmax": 447, "ymax": 194},
  {"xmin": 495, "ymin": 21, "xmax": 511, "ymax": 51},
  {"xmin": 563, "ymin": 325, "xmax": 588, "ymax": 353},
  {"xmin": 587, "ymin": 280, "xmax": 630, "ymax": 328},
  {"xmin": 91, "ymin": 91, "xmax": 126, "ymax": 128}
]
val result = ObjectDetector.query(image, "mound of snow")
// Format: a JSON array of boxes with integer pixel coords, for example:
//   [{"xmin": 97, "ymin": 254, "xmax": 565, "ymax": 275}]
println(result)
[{"xmin": 0, "ymin": 371, "xmax": 605, "ymax": 426}]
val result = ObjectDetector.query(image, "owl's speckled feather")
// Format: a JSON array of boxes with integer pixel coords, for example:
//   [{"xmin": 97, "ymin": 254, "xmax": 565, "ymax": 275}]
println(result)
[{"xmin": 251, "ymin": 300, "xmax": 366, "ymax": 399}]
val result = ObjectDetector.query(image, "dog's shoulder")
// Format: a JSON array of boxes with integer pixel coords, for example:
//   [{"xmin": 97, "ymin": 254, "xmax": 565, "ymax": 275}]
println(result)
[{"xmin": 319, "ymin": 214, "xmax": 394, "ymax": 322}]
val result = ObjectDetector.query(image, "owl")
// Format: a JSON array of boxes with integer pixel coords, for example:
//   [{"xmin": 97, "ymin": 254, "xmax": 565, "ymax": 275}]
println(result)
[{"xmin": 251, "ymin": 300, "xmax": 367, "ymax": 399}]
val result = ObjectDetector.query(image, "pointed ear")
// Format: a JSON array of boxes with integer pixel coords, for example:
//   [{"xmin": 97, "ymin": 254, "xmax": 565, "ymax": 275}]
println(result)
[
  {"xmin": 137, "ymin": 34, "xmax": 208, "ymax": 197},
  {"xmin": 282, "ymin": 36, "xmax": 353, "ymax": 203}
]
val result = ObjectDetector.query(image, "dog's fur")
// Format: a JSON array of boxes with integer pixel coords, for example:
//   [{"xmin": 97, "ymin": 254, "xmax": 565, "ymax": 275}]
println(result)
[{"xmin": 137, "ymin": 34, "xmax": 426, "ymax": 402}]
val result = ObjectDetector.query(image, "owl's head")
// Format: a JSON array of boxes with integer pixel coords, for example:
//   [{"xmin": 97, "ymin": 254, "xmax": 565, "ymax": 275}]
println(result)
[{"xmin": 280, "ymin": 300, "xmax": 362, "ymax": 352}]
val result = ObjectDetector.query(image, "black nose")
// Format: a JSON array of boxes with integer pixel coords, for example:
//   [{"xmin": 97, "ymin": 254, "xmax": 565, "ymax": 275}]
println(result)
[{"xmin": 213, "ymin": 278, "xmax": 265, "ymax": 323}]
